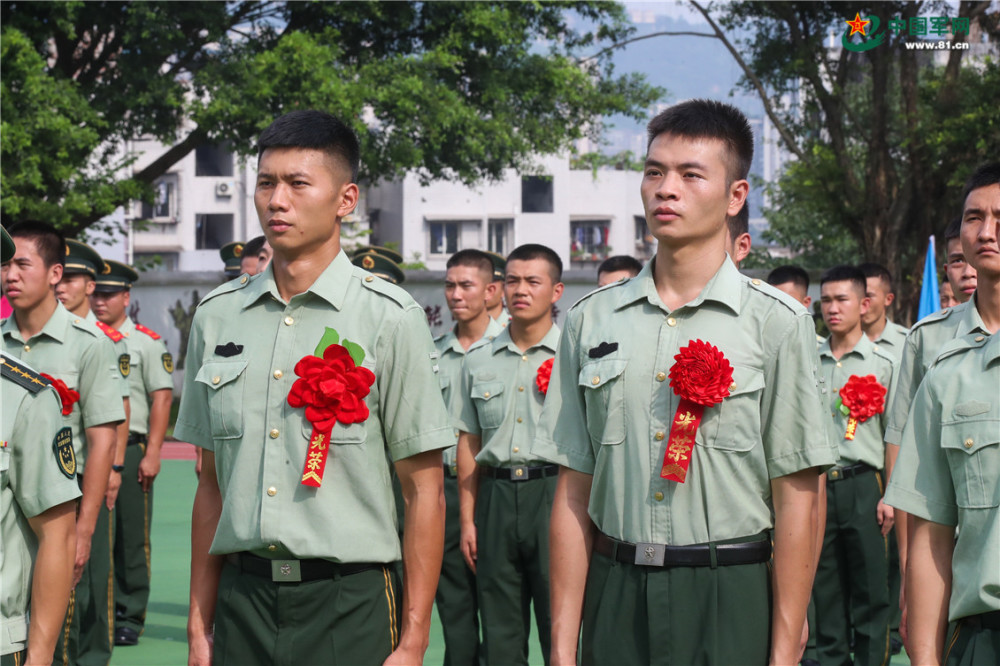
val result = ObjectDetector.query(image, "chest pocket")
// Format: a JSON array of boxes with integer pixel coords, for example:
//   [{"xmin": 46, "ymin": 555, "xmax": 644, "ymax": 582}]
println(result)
[
  {"xmin": 438, "ymin": 375, "xmax": 451, "ymax": 406},
  {"xmin": 697, "ymin": 365, "xmax": 765, "ymax": 452},
  {"xmin": 195, "ymin": 360, "xmax": 248, "ymax": 440},
  {"xmin": 941, "ymin": 419, "xmax": 1000, "ymax": 509},
  {"xmin": 580, "ymin": 359, "xmax": 627, "ymax": 446},
  {"xmin": 471, "ymin": 381, "xmax": 505, "ymax": 430}
]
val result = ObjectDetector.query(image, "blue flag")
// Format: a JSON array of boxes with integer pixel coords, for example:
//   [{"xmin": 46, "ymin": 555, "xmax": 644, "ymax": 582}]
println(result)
[{"xmin": 917, "ymin": 235, "xmax": 940, "ymax": 320}]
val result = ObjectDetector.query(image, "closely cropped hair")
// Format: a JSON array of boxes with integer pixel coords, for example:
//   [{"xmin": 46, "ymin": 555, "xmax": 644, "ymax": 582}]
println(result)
[
  {"xmin": 857, "ymin": 262, "xmax": 893, "ymax": 293},
  {"xmin": 598, "ymin": 255, "xmax": 642, "ymax": 278},
  {"xmin": 446, "ymin": 249, "xmax": 493, "ymax": 281},
  {"xmin": 944, "ymin": 215, "xmax": 963, "ymax": 243},
  {"xmin": 767, "ymin": 265, "xmax": 810, "ymax": 291},
  {"xmin": 8, "ymin": 221, "xmax": 65, "ymax": 268},
  {"xmin": 506, "ymin": 244, "xmax": 563, "ymax": 283},
  {"xmin": 961, "ymin": 162, "xmax": 1000, "ymax": 205},
  {"xmin": 257, "ymin": 110, "xmax": 361, "ymax": 182},
  {"xmin": 647, "ymin": 99, "xmax": 754, "ymax": 183},
  {"xmin": 727, "ymin": 200, "xmax": 749, "ymax": 239},
  {"xmin": 820, "ymin": 265, "xmax": 867, "ymax": 298}
]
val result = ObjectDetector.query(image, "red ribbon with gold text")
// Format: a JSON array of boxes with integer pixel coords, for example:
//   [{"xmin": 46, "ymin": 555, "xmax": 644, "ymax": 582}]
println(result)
[
  {"xmin": 837, "ymin": 374, "xmax": 886, "ymax": 440},
  {"xmin": 287, "ymin": 344, "xmax": 375, "ymax": 487},
  {"xmin": 660, "ymin": 340, "xmax": 733, "ymax": 483}
]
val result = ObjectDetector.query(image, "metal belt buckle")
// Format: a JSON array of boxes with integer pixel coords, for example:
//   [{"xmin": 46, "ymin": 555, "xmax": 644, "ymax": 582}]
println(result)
[
  {"xmin": 510, "ymin": 465, "xmax": 529, "ymax": 481},
  {"xmin": 634, "ymin": 542, "xmax": 666, "ymax": 567},
  {"xmin": 830, "ymin": 468, "xmax": 842, "ymax": 480},
  {"xmin": 271, "ymin": 559, "xmax": 301, "ymax": 582}
]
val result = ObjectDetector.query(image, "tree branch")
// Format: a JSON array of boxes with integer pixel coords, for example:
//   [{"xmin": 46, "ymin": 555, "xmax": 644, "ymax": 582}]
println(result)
[{"xmin": 577, "ymin": 30, "xmax": 717, "ymax": 64}]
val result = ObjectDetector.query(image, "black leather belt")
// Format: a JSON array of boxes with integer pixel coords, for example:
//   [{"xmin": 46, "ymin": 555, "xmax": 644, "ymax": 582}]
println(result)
[
  {"xmin": 963, "ymin": 610, "xmax": 1000, "ymax": 631},
  {"xmin": 443, "ymin": 463, "xmax": 458, "ymax": 478},
  {"xmin": 226, "ymin": 552, "xmax": 385, "ymax": 583},
  {"xmin": 593, "ymin": 531, "xmax": 771, "ymax": 568},
  {"xmin": 127, "ymin": 433, "xmax": 145, "ymax": 446},
  {"xmin": 481, "ymin": 464, "xmax": 559, "ymax": 481},
  {"xmin": 827, "ymin": 462, "xmax": 875, "ymax": 482}
]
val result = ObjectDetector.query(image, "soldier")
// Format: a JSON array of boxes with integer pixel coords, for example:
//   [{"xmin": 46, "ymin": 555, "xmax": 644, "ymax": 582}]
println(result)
[
  {"xmin": 724, "ymin": 199, "xmax": 751, "ymax": 267},
  {"xmin": 596, "ymin": 255, "xmax": 642, "ymax": 287},
  {"xmin": 939, "ymin": 280, "xmax": 958, "ymax": 309},
  {"xmin": 176, "ymin": 110, "xmax": 450, "ymax": 666},
  {"xmin": 90, "ymin": 261, "xmax": 174, "ymax": 647},
  {"xmin": 1, "ymin": 222, "xmax": 125, "ymax": 666},
  {"xmin": 767, "ymin": 264, "xmax": 813, "ymax": 309},
  {"xmin": 241, "ymin": 236, "xmax": 267, "ymax": 276},
  {"xmin": 943, "ymin": 216, "xmax": 978, "ymax": 305},
  {"xmin": 455, "ymin": 243, "xmax": 564, "ymax": 666},
  {"xmin": 859, "ymin": 262, "xmax": 909, "ymax": 361},
  {"xmin": 1, "ymin": 226, "xmax": 81, "ymax": 665},
  {"xmin": 433, "ymin": 249, "xmax": 503, "ymax": 665},
  {"xmin": 535, "ymin": 100, "xmax": 833, "ymax": 665},
  {"xmin": 352, "ymin": 249, "xmax": 406, "ymax": 285},
  {"xmin": 218, "ymin": 242, "xmax": 245, "ymax": 280},
  {"xmin": 484, "ymin": 251, "xmax": 510, "ymax": 328}
]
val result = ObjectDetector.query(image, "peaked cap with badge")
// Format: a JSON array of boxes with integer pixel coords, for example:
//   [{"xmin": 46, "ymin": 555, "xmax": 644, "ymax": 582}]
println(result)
[
  {"xmin": 220, "ymin": 241, "xmax": 245, "ymax": 276},
  {"xmin": 2, "ymin": 226, "xmax": 17, "ymax": 263},
  {"xmin": 351, "ymin": 245, "xmax": 403, "ymax": 265},
  {"xmin": 351, "ymin": 249, "xmax": 405, "ymax": 285},
  {"xmin": 64, "ymin": 239, "xmax": 107, "ymax": 278},
  {"xmin": 94, "ymin": 259, "xmax": 140, "ymax": 293},
  {"xmin": 484, "ymin": 251, "xmax": 506, "ymax": 282}
]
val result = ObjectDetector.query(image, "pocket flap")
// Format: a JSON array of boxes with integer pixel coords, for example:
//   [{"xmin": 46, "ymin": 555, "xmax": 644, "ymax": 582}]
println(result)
[
  {"xmin": 195, "ymin": 360, "xmax": 248, "ymax": 391},
  {"xmin": 727, "ymin": 365, "xmax": 765, "ymax": 397},
  {"xmin": 438, "ymin": 375, "xmax": 451, "ymax": 391},
  {"xmin": 579, "ymin": 359, "xmax": 627, "ymax": 390},
  {"xmin": 471, "ymin": 381, "xmax": 504, "ymax": 401},
  {"xmin": 941, "ymin": 420, "xmax": 1000, "ymax": 455}
]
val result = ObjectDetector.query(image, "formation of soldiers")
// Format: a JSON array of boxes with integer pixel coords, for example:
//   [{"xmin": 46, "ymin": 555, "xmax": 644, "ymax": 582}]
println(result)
[{"xmin": 1, "ymin": 100, "xmax": 997, "ymax": 666}]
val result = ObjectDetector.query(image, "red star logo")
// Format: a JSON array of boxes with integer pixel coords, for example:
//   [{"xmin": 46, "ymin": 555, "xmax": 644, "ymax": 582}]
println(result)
[{"xmin": 846, "ymin": 12, "xmax": 870, "ymax": 37}]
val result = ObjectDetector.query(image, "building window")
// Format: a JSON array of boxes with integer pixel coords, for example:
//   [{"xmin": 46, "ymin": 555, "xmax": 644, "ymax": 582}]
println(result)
[
  {"xmin": 195, "ymin": 213, "xmax": 234, "ymax": 250},
  {"xmin": 195, "ymin": 143, "xmax": 234, "ymax": 177},
  {"xmin": 488, "ymin": 218, "xmax": 513, "ymax": 256},
  {"xmin": 570, "ymin": 220, "xmax": 611, "ymax": 262},
  {"xmin": 521, "ymin": 176, "xmax": 553, "ymax": 213},
  {"xmin": 634, "ymin": 215, "xmax": 656, "ymax": 259},
  {"xmin": 140, "ymin": 177, "xmax": 177, "ymax": 221},
  {"xmin": 429, "ymin": 221, "xmax": 460, "ymax": 255}
]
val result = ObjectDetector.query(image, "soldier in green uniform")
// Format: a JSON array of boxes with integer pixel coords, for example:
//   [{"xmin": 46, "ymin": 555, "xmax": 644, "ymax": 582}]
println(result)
[
  {"xmin": 433, "ymin": 249, "xmax": 502, "ymax": 665},
  {"xmin": 535, "ymin": 100, "xmax": 834, "ymax": 665},
  {"xmin": 813, "ymin": 265, "xmax": 897, "ymax": 666},
  {"xmin": 219, "ymin": 242, "xmax": 245, "ymax": 279},
  {"xmin": 596, "ymin": 255, "xmax": 642, "ymax": 288},
  {"xmin": 455, "ymin": 243, "xmax": 564, "ymax": 666},
  {"xmin": 1, "ymin": 227, "xmax": 81, "ymax": 666},
  {"xmin": 724, "ymin": 199, "xmax": 751, "ymax": 267},
  {"xmin": 1, "ymin": 222, "xmax": 126, "ymax": 666},
  {"xmin": 484, "ymin": 251, "xmax": 511, "ymax": 328},
  {"xmin": 90, "ymin": 261, "xmax": 174, "ymax": 647},
  {"xmin": 943, "ymin": 216, "xmax": 978, "ymax": 305},
  {"xmin": 176, "ymin": 110, "xmax": 449, "ymax": 666},
  {"xmin": 884, "ymin": 176, "xmax": 1000, "ymax": 664}
]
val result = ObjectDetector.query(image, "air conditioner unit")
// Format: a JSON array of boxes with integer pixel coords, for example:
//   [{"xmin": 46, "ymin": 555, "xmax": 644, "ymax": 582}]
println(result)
[{"xmin": 215, "ymin": 181, "xmax": 233, "ymax": 197}]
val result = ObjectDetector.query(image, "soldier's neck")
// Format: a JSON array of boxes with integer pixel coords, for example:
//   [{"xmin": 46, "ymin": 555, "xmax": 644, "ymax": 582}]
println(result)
[
  {"xmin": 487, "ymin": 302, "xmax": 503, "ymax": 319},
  {"xmin": 270, "ymin": 243, "xmax": 340, "ymax": 303},
  {"xmin": 109, "ymin": 313, "xmax": 128, "ymax": 330},
  {"xmin": 456, "ymin": 311, "xmax": 491, "ymax": 351},
  {"xmin": 973, "ymin": 282, "xmax": 1000, "ymax": 334},
  {"xmin": 509, "ymin": 316, "xmax": 553, "ymax": 352},
  {"xmin": 14, "ymin": 295, "xmax": 58, "ymax": 340},
  {"xmin": 863, "ymin": 316, "xmax": 887, "ymax": 342},
  {"xmin": 829, "ymin": 325, "xmax": 864, "ymax": 360},
  {"xmin": 652, "ymin": 241, "xmax": 726, "ymax": 311},
  {"xmin": 68, "ymin": 302, "xmax": 90, "ymax": 319}
]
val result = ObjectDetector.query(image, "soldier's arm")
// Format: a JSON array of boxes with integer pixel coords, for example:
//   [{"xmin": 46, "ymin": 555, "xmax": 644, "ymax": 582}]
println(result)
[
  {"xmin": 906, "ymin": 518, "xmax": 953, "ymax": 664},
  {"xmin": 25, "ymin": 500, "xmax": 77, "ymax": 663},
  {"xmin": 107, "ymin": 396, "xmax": 130, "ymax": 509},
  {"xmin": 188, "ymin": 449, "xmax": 224, "ymax": 666},
  {"xmin": 456, "ymin": 431, "xmax": 481, "ymax": 572},
  {"xmin": 76, "ymin": 423, "xmax": 116, "ymax": 581},
  {"xmin": 139, "ymin": 388, "xmax": 173, "ymax": 490},
  {"xmin": 549, "ymin": 467, "xmax": 594, "ymax": 666}
]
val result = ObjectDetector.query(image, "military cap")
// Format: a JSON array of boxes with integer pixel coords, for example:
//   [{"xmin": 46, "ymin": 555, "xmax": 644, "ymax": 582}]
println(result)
[
  {"xmin": 220, "ymin": 241, "xmax": 245, "ymax": 275},
  {"xmin": 484, "ymin": 251, "xmax": 506, "ymax": 281},
  {"xmin": 1, "ymin": 226, "xmax": 14, "ymax": 263},
  {"xmin": 352, "ymin": 250, "xmax": 405, "ymax": 285},
  {"xmin": 351, "ymin": 245, "xmax": 404, "ymax": 265},
  {"xmin": 64, "ymin": 239, "xmax": 107, "ymax": 278},
  {"xmin": 94, "ymin": 259, "xmax": 140, "ymax": 293}
]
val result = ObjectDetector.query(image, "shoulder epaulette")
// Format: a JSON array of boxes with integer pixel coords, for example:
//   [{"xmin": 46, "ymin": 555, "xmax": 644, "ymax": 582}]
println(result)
[
  {"xmin": 70, "ymin": 317, "xmax": 100, "ymax": 337},
  {"xmin": 134, "ymin": 323, "xmax": 161, "ymax": 340},
  {"xmin": 929, "ymin": 332, "xmax": 987, "ymax": 368},
  {"xmin": 357, "ymin": 272, "xmax": 410, "ymax": 308},
  {"xmin": 870, "ymin": 344, "xmax": 898, "ymax": 367},
  {"xmin": 94, "ymin": 320, "xmax": 124, "ymax": 342},
  {"xmin": 910, "ymin": 305, "xmax": 956, "ymax": 331},
  {"xmin": 568, "ymin": 279, "xmax": 625, "ymax": 312},
  {"xmin": 745, "ymin": 276, "xmax": 809, "ymax": 315},
  {"xmin": 199, "ymin": 273, "xmax": 253, "ymax": 306},
  {"xmin": 1, "ymin": 353, "xmax": 51, "ymax": 393}
]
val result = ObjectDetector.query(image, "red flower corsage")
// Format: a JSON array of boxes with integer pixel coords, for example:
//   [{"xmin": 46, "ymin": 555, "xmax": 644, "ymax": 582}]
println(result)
[
  {"xmin": 41, "ymin": 373, "xmax": 80, "ymax": 416},
  {"xmin": 536, "ymin": 358, "xmax": 554, "ymax": 396},
  {"xmin": 836, "ymin": 374, "xmax": 886, "ymax": 440}
]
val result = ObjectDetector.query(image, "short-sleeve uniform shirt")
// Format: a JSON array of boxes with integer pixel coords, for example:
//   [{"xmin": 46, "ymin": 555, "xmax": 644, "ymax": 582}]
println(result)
[
  {"xmin": 454, "ymin": 324, "xmax": 560, "ymax": 467},
  {"xmin": 173, "ymin": 252, "xmax": 452, "ymax": 563},
  {"xmin": 885, "ymin": 332, "xmax": 999, "ymax": 621},
  {"xmin": 870, "ymin": 318, "xmax": 909, "ymax": 363},
  {"xmin": 86, "ymin": 310, "xmax": 131, "ymax": 399},
  {"xmin": 818, "ymin": 334, "xmax": 897, "ymax": 469},
  {"xmin": 2, "ymin": 303, "xmax": 127, "ymax": 472},
  {"xmin": 532, "ymin": 259, "xmax": 836, "ymax": 546},
  {"xmin": 1, "ymin": 353, "xmax": 82, "ymax": 656},
  {"xmin": 119, "ymin": 318, "xmax": 174, "ymax": 434}
]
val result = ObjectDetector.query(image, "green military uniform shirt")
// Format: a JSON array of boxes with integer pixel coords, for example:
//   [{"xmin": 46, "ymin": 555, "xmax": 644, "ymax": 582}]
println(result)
[
  {"xmin": 884, "ymin": 299, "xmax": 990, "ymax": 445},
  {"xmin": 85, "ymin": 310, "xmax": 131, "ymax": 399},
  {"xmin": 532, "ymin": 259, "xmax": 836, "ymax": 546},
  {"xmin": 870, "ymin": 318, "xmax": 909, "ymax": 363},
  {"xmin": 454, "ymin": 324, "xmax": 560, "ymax": 467},
  {"xmin": 818, "ymin": 334, "xmax": 897, "ymax": 469},
  {"xmin": 119, "ymin": 318, "xmax": 173, "ymax": 434},
  {"xmin": 434, "ymin": 320, "xmax": 503, "ymax": 469},
  {"xmin": 493, "ymin": 309, "xmax": 511, "ymax": 329},
  {"xmin": 885, "ymin": 332, "xmax": 1000, "ymax": 621},
  {"xmin": 173, "ymin": 251, "xmax": 452, "ymax": 563},
  {"xmin": 2, "ymin": 303, "xmax": 127, "ymax": 473},
  {"xmin": 1, "ymin": 353, "xmax": 82, "ymax": 656}
]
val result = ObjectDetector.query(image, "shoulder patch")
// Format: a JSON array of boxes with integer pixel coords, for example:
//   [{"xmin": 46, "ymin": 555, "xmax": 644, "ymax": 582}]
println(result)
[
  {"xmin": 119, "ymin": 353, "xmax": 131, "ymax": 377},
  {"xmin": 1, "ymin": 353, "xmax": 51, "ymax": 393},
  {"xmin": 53, "ymin": 427, "xmax": 76, "ymax": 478},
  {"xmin": 135, "ymin": 323, "xmax": 162, "ymax": 340},
  {"xmin": 94, "ymin": 320, "xmax": 124, "ymax": 342},
  {"xmin": 162, "ymin": 352, "xmax": 174, "ymax": 373}
]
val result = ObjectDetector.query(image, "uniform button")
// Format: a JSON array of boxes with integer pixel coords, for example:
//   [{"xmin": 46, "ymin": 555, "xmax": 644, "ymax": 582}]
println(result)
[
  {"xmin": 268, "ymin": 544, "xmax": 277, "ymax": 552},
  {"xmin": 667, "ymin": 317, "xmax": 677, "ymax": 327},
  {"xmin": 267, "ymin": 487, "xmax": 277, "ymax": 497},
  {"xmin": 518, "ymin": 386, "xmax": 524, "ymax": 392},
  {"xmin": 513, "ymin": 447, "xmax": 520, "ymax": 453},
  {"xmin": 592, "ymin": 376, "xmax": 600, "ymax": 385},
  {"xmin": 522, "ymin": 355, "xmax": 528, "ymax": 361},
  {"xmin": 23, "ymin": 344, "xmax": 30, "ymax": 352},
  {"xmin": 365, "ymin": 276, "xmax": 374, "ymax": 282},
  {"xmin": 836, "ymin": 362, "xmax": 842, "ymax": 368},
  {"xmin": 752, "ymin": 279, "xmax": 761, "ymax": 286},
  {"xmin": 483, "ymin": 391, "xmax": 491, "ymax": 398},
  {"xmin": 284, "ymin": 316, "xmax": 294, "ymax": 326},
  {"xmin": 489, "ymin": 336, "xmax": 495, "ymax": 341},
  {"xmin": 654, "ymin": 431, "xmax": 665, "ymax": 441},
  {"xmin": 212, "ymin": 376, "xmax": 221, "ymax": 385},
  {"xmin": 74, "ymin": 319, "xmax": 81, "ymax": 324},
  {"xmin": 821, "ymin": 388, "xmax": 827, "ymax": 394},
  {"xmin": 273, "ymin": 370, "xmax": 283, "ymax": 379},
  {"xmin": 964, "ymin": 438, "xmax": 974, "ymax": 449},
  {"xmin": 975, "ymin": 335, "xmax": 985, "ymax": 342},
  {"xmin": 240, "ymin": 275, "xmax": 248, "ymax": 284},
  {"xmin": 729, "ymin": 383, "xmax": 737, "ymax": 391},
  {"xmin": 656, "ymin": 372, "xmax": 666, "ymax": 382},
  {"xmin": 654, "ymin": 491, "xmax": 664, "ymax": 501},
  {"xmin": 517, "ymin": 417, "xmax": 523, "ymax": 423},
  {"xmin": 269, "ymin": 429, "xmax": 280, "ymax": 439}
]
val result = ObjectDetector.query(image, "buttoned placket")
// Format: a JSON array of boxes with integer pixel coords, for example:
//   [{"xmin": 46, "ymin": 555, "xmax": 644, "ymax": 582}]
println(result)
[{"xmin": 649, "ymin": 305, "xmax": 683, "ymax": 543}]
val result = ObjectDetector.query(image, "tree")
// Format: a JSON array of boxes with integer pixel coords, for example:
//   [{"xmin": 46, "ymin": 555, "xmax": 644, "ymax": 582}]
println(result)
[{"xmin": 1, "ymin": 1, "xmax": 660, "ymax": 236}]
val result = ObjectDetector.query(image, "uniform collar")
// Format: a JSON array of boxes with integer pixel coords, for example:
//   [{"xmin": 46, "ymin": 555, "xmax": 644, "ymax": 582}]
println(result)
[
  {"xmin": 491, "ymin": 322, "xmax": 560, "ymax": 356},
  {"xmin": 243, "ymin": 251, "xmax": 353, "ymax": 311},
  {"xmin": 962, "ymin": 295, "xmax": 991, "ymax": 336},
  {"xmin": 616, "ymin": 256, "xmax": 742, "ymax": 316},
  {"xmin": 818, "ymin": 330, "xmax": 876, "ymax": 361},
  {"xmin": 1, "ymin": 301, "xmax": 72, "ymax": 344},
  {"xmin": 983, "ymin": 333, "xmax": 999, "ymax": 369},
  {"xmin": 439, "ymin": 317, "xmax": 503, "ymax": 355},
  {"xmin": 872, "ymin": 318, "xmax": 904, "ymax": 345},
  {"xmin": 119, "ymin": 317, "xmax": 136, "ymax": 336}
]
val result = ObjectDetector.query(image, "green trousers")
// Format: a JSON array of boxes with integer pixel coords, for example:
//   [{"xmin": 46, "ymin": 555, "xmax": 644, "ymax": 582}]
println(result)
[
  {"xmin": 114, "ymin": 441, "xmax": 152, "ymax": 633},
  {"xmin": 813, "ymin": 469, "xmax": 891, "ymax": 666},
  {"xmin": 475, "ymin": 473, "xmax": 556, "ymax": 666},
  {"xmin": 435, "ymin": 473, "xmax": 480, "ymax": 665},
  {"xmin": 945, "ymin": 618, "xmax": 1000, "ymax": 666},
  {"xmin": 213, "ymin": 561, "xmax": 401, "ymax": 666},
  {"xmin": 0, "ymin": 651, "xmax": 24, "ymax": 666},
  {"xmin": 581, "ymin": 535, "xmax": 771, "ymax": 665},
  {"xmin": 54, "ymin": 494, "xmax": 114, "ymax": 666}
]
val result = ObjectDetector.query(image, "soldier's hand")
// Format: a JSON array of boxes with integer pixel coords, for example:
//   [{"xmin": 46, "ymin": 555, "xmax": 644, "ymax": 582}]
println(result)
[
  {"xmin": 188, "ymin": 631, "xmax": 214, "ymax": 666},
  {"xmin": 460, "ymin": 522, "xmax": 477, "ymax": 573},
  {"xmin": 139, "ymin": 453, "xmax": 161, "ymax": 492},
  {"xmin": 106, "ymin": 470, "xmax": 122, "ymax": 510},
  {"xmin": 876, "ymin": 498, "xmax": 894, "ymax": 536},
  {"xmin": 73, "ymin": 529, "xmax": 92, "ymax": 586},
  {"xmin": 384, "ymin": 645, "xmax": 425, "ymax": 666}
]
